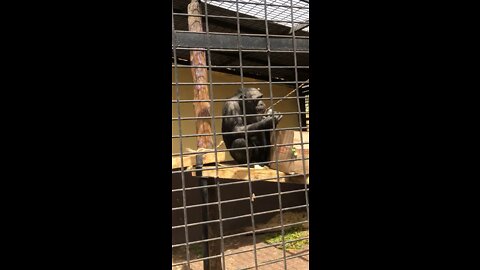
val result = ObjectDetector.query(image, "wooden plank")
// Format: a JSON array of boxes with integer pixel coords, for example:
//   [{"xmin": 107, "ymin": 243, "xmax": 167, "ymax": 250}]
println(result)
[
  {"xmin": 172, "ymin": 152, "xmax": 227, "ymax": 169},
  {"xmin": 269, "ymin": 131, "xmax": 309, "ymax": 174},
  {"xmin": 196, "ymin": 166, "xmax": 308, "ymax": 184}
]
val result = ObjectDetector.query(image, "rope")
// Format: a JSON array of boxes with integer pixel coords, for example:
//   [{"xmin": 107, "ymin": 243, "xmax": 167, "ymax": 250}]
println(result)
[{"xmin": 266, "ymin": 79, "xmax": 309, "ymax": 110}]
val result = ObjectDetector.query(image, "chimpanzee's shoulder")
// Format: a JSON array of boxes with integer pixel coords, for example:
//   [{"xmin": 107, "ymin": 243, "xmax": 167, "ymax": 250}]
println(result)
[{"xmin": 223, "ymin": 100, "xmax": 241, "ymax": 114}]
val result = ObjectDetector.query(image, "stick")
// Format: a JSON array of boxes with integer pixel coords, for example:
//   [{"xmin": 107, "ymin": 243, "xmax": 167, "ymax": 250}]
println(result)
[{"xmin": 266, "ymin": 79, "xmax": 309, "ymax": 111}]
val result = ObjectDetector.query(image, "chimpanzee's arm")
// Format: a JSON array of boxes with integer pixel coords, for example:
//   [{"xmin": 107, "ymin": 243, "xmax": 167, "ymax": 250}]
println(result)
[
  {"xmin": 223, "ymin": 101, "xmax": 277, "ymax": 135},
  {"xmin": 239, "ymin": 118, "xmax": 275, "ymax": 132}
]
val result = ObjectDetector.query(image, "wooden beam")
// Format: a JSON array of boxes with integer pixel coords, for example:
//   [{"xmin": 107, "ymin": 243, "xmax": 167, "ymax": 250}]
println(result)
[
  {"xmin": 172, "ymin": 152, "xmax": 228, "ymax": 169},
  {"xmin": 195, "ymin": 166, "xmax": 308, "ymax": 185}
]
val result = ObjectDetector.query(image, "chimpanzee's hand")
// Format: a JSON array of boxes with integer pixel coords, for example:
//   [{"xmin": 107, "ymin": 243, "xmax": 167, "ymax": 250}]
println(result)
[
  {"xmin": 263, "ymin": 109, "xmax": 282, "ymax": 126},
  {"xmin": 265, "ymin": 108, "xmax": 273, "ymax": 118},
  {"xmin": 273, "ymin": 112, "xmax": 283, "ymax": 124}
]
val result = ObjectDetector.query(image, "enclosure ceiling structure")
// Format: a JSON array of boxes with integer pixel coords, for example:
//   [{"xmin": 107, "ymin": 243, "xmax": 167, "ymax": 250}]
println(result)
[
  {"xmin": 172, "ymin": 0, "xmax": 309, "ymax": 84},
  {"xmin": 205, "ymin": 0, "xmax": 309, "ymax": 32}
]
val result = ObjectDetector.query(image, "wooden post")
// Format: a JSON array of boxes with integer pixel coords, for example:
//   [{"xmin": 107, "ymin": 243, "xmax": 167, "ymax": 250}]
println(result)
[
  {"xmin": 188, "ymin": 0, "xmax": 213, "ymax": 150},
  {"xmin": 207, "ymin": 178, "xmax": 222, "ymax": 270},
  {"xmin": 187, "ymin": 1, "xmax": 221, "ymax": 269}
]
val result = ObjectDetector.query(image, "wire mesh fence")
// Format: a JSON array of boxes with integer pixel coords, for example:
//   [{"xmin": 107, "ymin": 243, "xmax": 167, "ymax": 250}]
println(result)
[{"xmin": 172, "ymin": 1, "xmax": 309, "ymax": 269}]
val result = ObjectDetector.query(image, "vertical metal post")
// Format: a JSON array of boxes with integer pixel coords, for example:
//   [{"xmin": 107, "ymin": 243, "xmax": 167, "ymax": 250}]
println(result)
[
  {"xmin": 196, "ymin": 154, "xmax": 210, "ymax": 270},
  {"xmin": 207, "ymin": 178, "xmax": 221, "ymax": 270},
  {"xmin": 172, "ymin": 3, "xmax": 191, "ymax": 268}
]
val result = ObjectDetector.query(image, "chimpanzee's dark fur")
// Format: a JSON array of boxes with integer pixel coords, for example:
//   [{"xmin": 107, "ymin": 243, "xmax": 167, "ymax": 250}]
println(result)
[{"xmin": 222, "ymin": 88, "xmax": 283, "ymax": 165}]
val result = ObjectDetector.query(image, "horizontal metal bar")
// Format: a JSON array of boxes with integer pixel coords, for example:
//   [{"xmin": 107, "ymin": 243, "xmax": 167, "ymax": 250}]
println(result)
[
  {"xmin": 219, "ymin": 205, "xmax": 307, "ymax": 223},
  {"xmin": 171, "ymin": 147, "xmax": 307, "ymax": 161},
  {"xmin": 172, "ymin": 112, "xmax": 306, "ymax": 121},
  {"xmin": 172, "ymin": 218, "xmax": 220, "ymax": 230},
  {"xmin": 171, "ymin": 220, "xmax": 308, "ymax": 248},
  {"xmin": 173, "ymin": 12, "xmax": 310, "ymax": 25},
  {"xmin": 172, "ymin": 141, "xmax": 309, "ymax": 157},
  {"xmin": 173, "ymin": 47, "xmax": 309, "ymax": 54},
  {"xmin": 227, "ymin": 220, "xmax": 309, "ymax": 243},
  {"xmin": 172, "ymin": 201, "xmax": 220, "ymax": 212},
  {"xmin": 172, "ymin": 44, "xmax": 309, "ymax": 54},
  {"xmin": 202, "ymin": 221, "xmax": 308, "ymax": 246},
  {"xmin": 205, "ymin": 0, "xmax": 309, "ymax": 9},
  {"xmin": 171, "ymin": 174, "xmax": 309, "ymax": 194},
  {"xmin": 172, "ymin": 205, "xmax": 308, "ymax": 230},
  {"xmin": 172, "ymin": 113, "xmax": 306, "ymax": 121},
  {"xmin": 238, "ymin": 251, "xmax": 310, "ymax": 270},
  {"xmin": 221, "ymin": 237, "xmax": 309, "ymax": 260},
  {"xmin": 174, "ymin": 31, "xmax": 308, "ymax": 52},
  {"xmin": 172, "ymin": 236, "xmax": 309, "ymax": 267},
  {"xmin": 171, "ymin": 253, "xmax": 224, "ymax": 267},
  {"xmin": 174, "ymin": 30, "xmax": 309, "ymax": 40},
  {"xmin": 171, "ymin": 81, "xmax": 301, "ymax": 85},
  {"xmin": 171, "ymin": 157, "xmax": 310, "ymax": 175},
  {"xmin": 172, "ymin": 156, "xmax": 310, "ymax": 169},
  {"xmin": 221, "ymin": 205, "xmax": 306, "ymax": 224},
  {"xmin": 172, "ymin": 191, "xmax": 309, "ymax": 209},
  {"xmin": 172, "ymin": 97, "xmax": 306, "ymax": 104},
  {"xmin": 172, "ymin": 126, "xmax": 305, "ymax": 139},
  {"xmin": 171, "ymin": 189, "xmax": 308, "ymax": 212},
  {"xmin": 172, "ymin": 176, "xmax": 309, "ymax": 194},
  {"xmin": 172, "ymin": 64, "xmax": 309, "ymax": 69},
  {"xmin": 262, "ymin": 236, "xmax": 309, "ymax": 249},
  {"xmin": 172, "ymin": 129, "xmax": 308, "ymax": 140},
  {"xmin": 246, "ymin": 188, "xmax": 309, "ymax": 200},
  {"xmin": 172, "ymin": 129, "xmax": 308, "ymax": 139},
  {"xmin": 173, "ymin": 12, "xmax": 263, "ymax": 20},
  {"xmin": 172, "ymin": 113, "xmax": 305, "ymax": 121}
]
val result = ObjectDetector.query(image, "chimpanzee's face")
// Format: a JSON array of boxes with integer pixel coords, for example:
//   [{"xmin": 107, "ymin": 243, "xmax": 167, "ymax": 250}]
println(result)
[{"xmin": 243, "ymin": 88, "xmax": 265, "ymax": 114}]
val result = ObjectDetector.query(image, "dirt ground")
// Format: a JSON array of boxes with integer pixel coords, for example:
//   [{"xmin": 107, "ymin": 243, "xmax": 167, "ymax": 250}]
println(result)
[
  {"xmin": 173, "ymin": 210, "xmax": 309, "ymax": 270},
  {"xmin": 172, "ymin": 229, "xmax": 309, "ymax": 270}
]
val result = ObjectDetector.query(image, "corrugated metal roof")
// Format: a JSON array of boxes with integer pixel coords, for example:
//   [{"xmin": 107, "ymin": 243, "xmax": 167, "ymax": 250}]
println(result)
[{"xmin": 205, "ymin": 0, "xmax": 309, "ymax": 32}]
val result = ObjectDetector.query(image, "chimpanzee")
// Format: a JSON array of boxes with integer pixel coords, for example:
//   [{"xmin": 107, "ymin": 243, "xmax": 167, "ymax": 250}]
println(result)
[{"xmin": 222, "ymin": 88, "xmax": 283, "ymax": 165}]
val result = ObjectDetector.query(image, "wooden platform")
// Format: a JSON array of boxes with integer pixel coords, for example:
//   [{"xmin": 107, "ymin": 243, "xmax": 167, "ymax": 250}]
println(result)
[
  {"xmin": 193, "ymin": 165, "xmax": 309, "ymax": 185},
  {"xmin": 172, "ymin": 151, "xmax": 227, "ymax": 169},
  {"xmin": 172, "ymin": 151, "xmax": 308, "ymax": 185}
]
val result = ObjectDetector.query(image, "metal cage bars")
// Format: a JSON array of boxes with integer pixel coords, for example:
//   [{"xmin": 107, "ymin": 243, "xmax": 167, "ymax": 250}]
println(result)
[{"xmin": 172, "ymin": 0, "xmax": 309, "ymax": 269}]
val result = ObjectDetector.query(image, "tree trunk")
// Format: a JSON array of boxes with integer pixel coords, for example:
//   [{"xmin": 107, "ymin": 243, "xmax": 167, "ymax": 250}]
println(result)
[
  {"xmin": 187, "ymin": 1, "xmax": 221, "ymax": 270},
  {"xmin": 188, "ymin": 0, "xmax": 213, "ymax": 150}
]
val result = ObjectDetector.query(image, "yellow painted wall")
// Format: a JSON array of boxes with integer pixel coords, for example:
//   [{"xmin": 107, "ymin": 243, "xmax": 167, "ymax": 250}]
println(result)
[{"xmin": 172, "ymin": 67, "xmax": 302, "ymax": 159}]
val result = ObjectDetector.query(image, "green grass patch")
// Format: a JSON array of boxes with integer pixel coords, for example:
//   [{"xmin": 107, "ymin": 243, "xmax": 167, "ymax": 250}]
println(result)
[
  {"xmin": 264, "ymin": 225, "xmax": 309, "ymax": 250},
  {"xmin": 188, "ymin": 243, "xmax": 203, "ymax": 258}
]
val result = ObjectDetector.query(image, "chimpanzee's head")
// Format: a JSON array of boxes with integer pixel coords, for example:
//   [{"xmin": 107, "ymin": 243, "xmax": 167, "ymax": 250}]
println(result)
[{"xmin": 239, "ymin": 88, "xmax": 266, "ymax": 114}]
